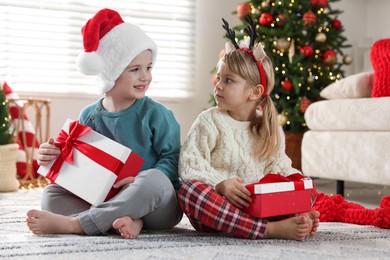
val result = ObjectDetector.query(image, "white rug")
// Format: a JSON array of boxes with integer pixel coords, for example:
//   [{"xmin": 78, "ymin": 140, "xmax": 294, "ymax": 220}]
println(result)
[{"xmin": 1, "ymin": 188, "xmax": 390, "ymax": 260}]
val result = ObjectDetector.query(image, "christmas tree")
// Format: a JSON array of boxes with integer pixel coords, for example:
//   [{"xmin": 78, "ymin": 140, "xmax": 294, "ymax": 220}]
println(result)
[
  {"xmin": 0, "ymin": 83, "xmax": 15, "ymax": 145},
  {"xmin": 213, "ymin": 0, "xmax": 351, "ymax": 133}
]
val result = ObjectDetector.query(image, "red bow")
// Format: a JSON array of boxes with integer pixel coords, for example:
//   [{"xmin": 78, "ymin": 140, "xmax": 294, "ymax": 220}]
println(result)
[
  {"xmin": 259, "ymin": 173, "xmax": 306, "ymax": 190},
  {"xmin": 46, "ymin": 121, "xmax": 124, "ymax": 180}
]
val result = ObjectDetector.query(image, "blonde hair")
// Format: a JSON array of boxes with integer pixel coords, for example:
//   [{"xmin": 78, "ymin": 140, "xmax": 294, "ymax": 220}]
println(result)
[{"xmin": 221, "ymin": 49, "xmax": 280, "ymax": 160}]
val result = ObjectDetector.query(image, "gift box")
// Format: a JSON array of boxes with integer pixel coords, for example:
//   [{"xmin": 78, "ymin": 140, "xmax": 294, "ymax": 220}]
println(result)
[
  {"xmin": 244, "ymin": 173, "xmax": 316, "ymax": 218},
  {"xmin": 38, "ymin": 119, "xmax": 144, "ymax": 206}
]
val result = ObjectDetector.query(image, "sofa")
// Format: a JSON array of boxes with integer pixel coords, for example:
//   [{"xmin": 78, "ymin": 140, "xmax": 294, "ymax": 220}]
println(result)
[{"xmin": 301, "ymin": 39, "xmax": 390, "ymax": 195}]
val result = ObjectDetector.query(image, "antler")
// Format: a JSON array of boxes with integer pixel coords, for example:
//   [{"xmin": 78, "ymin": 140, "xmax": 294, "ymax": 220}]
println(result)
[
  {"xmin": 244, "ymin": 14, "xmax": 258, "ymax": 49},
  {"xmin": 222, "ymin": 18, "xmax": 239, "ymax": 49}
]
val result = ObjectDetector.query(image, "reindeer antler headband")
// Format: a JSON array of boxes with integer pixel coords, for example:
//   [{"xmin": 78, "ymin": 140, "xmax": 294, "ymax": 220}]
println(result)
[{"xmin": 222, "ymin": 16, "xmax": 268, "ymax": 96}]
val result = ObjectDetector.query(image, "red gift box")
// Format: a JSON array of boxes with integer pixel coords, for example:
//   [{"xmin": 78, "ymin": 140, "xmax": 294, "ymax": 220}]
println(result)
[
  {"xmin": 244, "ymin": 173, "xmax": 316, "ymax": 218},
  {"xmin": 38, "ymin": 119, "xmax": 144, "ymax": 206}
]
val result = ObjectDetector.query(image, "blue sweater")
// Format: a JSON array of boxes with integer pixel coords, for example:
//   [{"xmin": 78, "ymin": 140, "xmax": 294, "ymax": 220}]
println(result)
[{"xmin": 78, "ymin": 96, "xmax": 182, "ymax": 190}]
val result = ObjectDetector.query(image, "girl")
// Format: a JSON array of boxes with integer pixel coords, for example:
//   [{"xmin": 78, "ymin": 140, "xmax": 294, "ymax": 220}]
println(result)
[
  {"xmin": 26, "ymin": 9, "xmax": 182, "ymax": 239},
  {"xmin": 178, "ymin": 18, "xmax": 320, "ymax": 241}
]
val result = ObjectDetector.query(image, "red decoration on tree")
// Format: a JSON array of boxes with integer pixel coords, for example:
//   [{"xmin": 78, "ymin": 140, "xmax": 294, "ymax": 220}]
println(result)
[
  {"xmin": 237, "ymin": 4, "xmax": 251, "ymax": 20},
  {"xmin": 276, "ymin": 14, "xmax": 289, "ymax": 27},
  {"xmin": 281, "ymin": 79, "xmax": 293, "ymax": 91},
  {"xmin": 212, "ymin": 74, "xmax": 218, "ymax": 86},
  {"xmin": 299, "ymin": 45, "xmax": 314, "ymax": 57},
  {"xmin": 310, "ymin": 0, "xmax": 328, "ymax": 6},
  {"xmin": 259, "ymin": 13, "xmax": 273, "ymax": 26},
  {"xmin": 300, "ymin": 97, "xmax": 312, "ymax": 112},
  {"xmin": 303, "ymin": 11, "xmax": 316, "ymax": 25},
  {"xmin": 322, "ymin": 49, "xmax": 337, "ymax": 65},
  {"xmin": 331, "ymin": 19, "xmax": 342, "ymax": 29}
]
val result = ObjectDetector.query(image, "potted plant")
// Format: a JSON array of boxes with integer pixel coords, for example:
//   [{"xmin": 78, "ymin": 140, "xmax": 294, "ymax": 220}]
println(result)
[{"xmin": 0, "ymin": 82, "xmax": 19, "ymax": 191}]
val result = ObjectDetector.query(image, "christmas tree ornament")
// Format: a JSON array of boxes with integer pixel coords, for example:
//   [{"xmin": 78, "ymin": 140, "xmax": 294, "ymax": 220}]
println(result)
[
  {"xmin": 315, "ymin": 32, "xmax": 327, "ymax": 43},
  {"xmin": 307, "ymin": 75, "xmax": 315, "ymax": 83},
  {"xmin": 322, "ymin": 49, "xmax": 337, "ymax": 66},
  {"xmin": 261, "ymin": 1, "xmax": 269, "ymax": 9},
  {"xmin": 288, "ymin": 40, "xmax": 296, "ymax": 63},
  {"xmin": 343, "ymin": 55, "xmax": 353, "ymax": 65},
  {"xmin": 299, "ymin": 45, "xmax": 314, "ymax": 57},
  {"xmin": 303, "ymin": 11, "xmax": 316, "ymax": 24},
  {"xmin": 212, "ymin": 74, "xmax": 218, "ymax": 86},
  {"xmin": 276, "ymin": 37, "xmax": 291, "ymax": 52},
  {"xmin": 277, "ymin": 114, "xmax": 288, "ymax": 126},
  {"xmin": 237, "ymin": 3, "xmax": 251, "ymax": 20},
  {"xmin": 276, "ymin": 14, "xmax": 289, "ymax": 27},
  {"xmin": 310, "ymin": 0, "xmax": 328, "ymax": 7},
  {"xmin": 331, "ymin": 19, "xmax": 342, "ymax": 29},
  {"xmin": 300, "ymin": 97, "xmax": 312, "ymax": 112},
  {"xmin": 281, "ymin": 79, "xmax": 293, "ymax": 91},
  {"xmin": 259, "ymin": 13, "xmax": 273, "ymax": 26}
]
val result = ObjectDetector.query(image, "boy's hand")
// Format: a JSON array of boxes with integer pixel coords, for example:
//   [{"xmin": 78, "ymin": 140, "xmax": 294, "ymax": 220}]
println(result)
[
  {"xmin": 215, "ymin": 177, "xmax": 252, "ymax": 209},
  {"xmin": 37, "ymin": 138, "xmax": 61, "ymax": 166}
]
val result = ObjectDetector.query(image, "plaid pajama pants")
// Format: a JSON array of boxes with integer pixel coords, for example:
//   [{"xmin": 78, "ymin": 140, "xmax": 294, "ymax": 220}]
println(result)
[{"xmin": 178, "ymin": 180, "xmax": 267, "ymax": 239}]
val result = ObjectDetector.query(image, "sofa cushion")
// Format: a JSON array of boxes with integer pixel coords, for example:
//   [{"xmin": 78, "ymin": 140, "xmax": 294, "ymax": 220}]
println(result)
[
  {"xmin": 370, "ymin": 38, "xmax": 390, "ymax": 97},
  {"xmin": 304, "ymin": 97, "xmax": 390, "ymax": 131},
  {"xmin": 320, "ymin": 71, "xmax": 373, "ymax": 99}
]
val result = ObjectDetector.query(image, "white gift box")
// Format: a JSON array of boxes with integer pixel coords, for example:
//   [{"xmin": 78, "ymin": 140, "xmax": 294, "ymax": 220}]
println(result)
[{"xmin": 38, "ymin": 119, "xmax": 144, "ymax": 206}]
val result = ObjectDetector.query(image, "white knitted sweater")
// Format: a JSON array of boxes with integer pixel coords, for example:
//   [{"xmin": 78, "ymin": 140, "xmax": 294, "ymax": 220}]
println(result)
[{"xmin": 179, "ymin": 107, "xmax": 299, "ymax": 187}]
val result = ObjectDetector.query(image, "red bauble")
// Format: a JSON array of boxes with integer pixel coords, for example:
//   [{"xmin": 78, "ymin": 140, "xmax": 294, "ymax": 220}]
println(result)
[
  {"xmin": 300, "ymin": 97, "xmax": 312, "ymax": 113},
  {"xmin": 322, "ymin": 49, "xmax": 337, "ymax": 65},
  {"xmin": 332, "ymin": 19, "xmax": 342, "ymax": 29},
  {"xmin": 303, "ymin": 11, "xmax": 316, "ymax": 25},
  {"xmin": 299, "ymin": 45, "xmax": 314, "ymax": 57},
  {"xmin": 212, "ymin": 74, "xmax": 218, "ymax": 86},
  {"xmin": 281, "ymin": 79, "xmax": 293, "ymax": 91},
  {"xmin": 310, "ymin": 0, "xmax": 328, "ymax": 6},
  {"xmin": 237, "ymin": 4, "xmax": 251, "ymax": 19},
  {"xmin": 259, "ymin": 13, "xmax": 273, "ymax": 26}
]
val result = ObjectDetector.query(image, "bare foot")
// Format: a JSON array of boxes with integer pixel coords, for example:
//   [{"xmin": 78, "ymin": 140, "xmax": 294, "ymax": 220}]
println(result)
[
  {"xmin": 264, "ymin": 214, "xmax": 311, "ymax": 241},
  {"xmin": 308, "ymin": 210, "xmax": 320, "ymax": 236},
  {"xmin": 26, "ymin": 209, "xmax": 84, "ymax": 235},
  {"xmin": 112, "ymin": 216, "xmax": 143, "ymax": 239}
]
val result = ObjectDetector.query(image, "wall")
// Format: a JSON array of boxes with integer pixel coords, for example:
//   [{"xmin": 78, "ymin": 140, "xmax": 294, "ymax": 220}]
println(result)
[{"xmin": 18, "ymin": 0, "xmax": 389, "ymax": 142}]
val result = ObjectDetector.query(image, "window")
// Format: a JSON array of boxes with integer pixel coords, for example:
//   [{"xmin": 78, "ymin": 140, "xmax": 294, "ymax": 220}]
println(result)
[{"xmin": 0, "ymin": 0, "xmax": 195, "ymax": 99}]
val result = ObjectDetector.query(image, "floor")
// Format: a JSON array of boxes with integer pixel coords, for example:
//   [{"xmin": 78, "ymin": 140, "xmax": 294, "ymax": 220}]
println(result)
[{"xmin": 314, "ymin": 178, "xmax": 390, "ymax": 209}]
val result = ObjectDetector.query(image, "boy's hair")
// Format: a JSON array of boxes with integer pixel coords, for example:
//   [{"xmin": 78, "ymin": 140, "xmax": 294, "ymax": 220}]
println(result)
[
  {"xmin": 221, "ymin": 50, "xmax": 281, "ymax": 160},
  {"xmin": 76, "ymin": 8, "xmax": 157, "ymax": 94}
]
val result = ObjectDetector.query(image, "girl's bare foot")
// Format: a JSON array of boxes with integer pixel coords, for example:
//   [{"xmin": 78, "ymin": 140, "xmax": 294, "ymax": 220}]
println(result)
[
  {"xmin": 308, "ymin": 210, "xmax": 320, "ymax": 236},
  {"xmin": 264, "ymin": 213, "xmax": 312, "ymax": 241},
  {"xmin": 112, "ymin": 216, "xmax": 143, "ymax": 239},
  {"xmin": 26, "ymin": 209, "xmax": 84, "ymax": 235}
]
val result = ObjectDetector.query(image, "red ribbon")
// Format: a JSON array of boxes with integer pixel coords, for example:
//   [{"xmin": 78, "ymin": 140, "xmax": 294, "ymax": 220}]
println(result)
[
  {"xmin": 246, "ymin": 173, "xmax": 307, "ymax": 194},
  {"xmin": 259, "ymin": 173, "xmax": 306, "ymax": 190},
  {"xmin": 46, "ymin": 121, "xmax": 124, "ymax": 181}
]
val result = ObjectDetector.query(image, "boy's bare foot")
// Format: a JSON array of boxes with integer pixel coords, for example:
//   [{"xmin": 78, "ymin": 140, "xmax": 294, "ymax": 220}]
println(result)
[
  {"xmin": 26, "ymin": 209, "xmax": 84, "ymax": 235},
  {"xmin": 264, "ymin": 212, "xmax": 314, "ymax": 241},
  {"xmin": 112, "ymin": 216, "xmax": 143, "ymax": 239}
]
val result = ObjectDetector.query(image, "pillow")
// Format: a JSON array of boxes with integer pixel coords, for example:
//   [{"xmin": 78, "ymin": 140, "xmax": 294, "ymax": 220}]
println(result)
[
  {"xmin": 370, "ymin": 38, "xmax": 390, "ymax": 97},
  {"xmin": 320, "ymin": 71, "xmax": 373, "ymax": 99}
]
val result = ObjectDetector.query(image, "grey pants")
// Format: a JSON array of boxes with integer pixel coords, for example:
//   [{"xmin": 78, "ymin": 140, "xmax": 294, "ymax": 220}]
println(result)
[{"xmin": 41, "ymin": 169, "xmax": 183, "ymax": 235}]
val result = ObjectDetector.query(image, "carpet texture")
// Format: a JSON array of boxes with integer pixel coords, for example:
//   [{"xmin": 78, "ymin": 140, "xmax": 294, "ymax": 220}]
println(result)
[{"xmin": 1, "ymin": 188, "xmax": 390, "ymax": 260}]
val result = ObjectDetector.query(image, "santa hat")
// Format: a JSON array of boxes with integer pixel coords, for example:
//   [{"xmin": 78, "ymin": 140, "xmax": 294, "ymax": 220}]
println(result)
[{"xmin": 76, "ymin": 8, "xmax": 157, "ymax": 94}]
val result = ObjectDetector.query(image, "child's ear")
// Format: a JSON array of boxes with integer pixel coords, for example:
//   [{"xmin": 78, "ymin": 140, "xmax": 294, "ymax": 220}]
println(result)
[{"xmin": 249, "ymin": 84, "xmax": 264, "ymax": 100}]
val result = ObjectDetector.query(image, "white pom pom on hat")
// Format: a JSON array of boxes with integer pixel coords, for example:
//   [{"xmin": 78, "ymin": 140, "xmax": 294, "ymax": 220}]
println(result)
[
  {"xmin": 76, "ymin": 52, "xmax": 104, "ymax": 75},
  {"xmin": 76, "ymin": 8, "xmax": 157, "ymax": 94}
]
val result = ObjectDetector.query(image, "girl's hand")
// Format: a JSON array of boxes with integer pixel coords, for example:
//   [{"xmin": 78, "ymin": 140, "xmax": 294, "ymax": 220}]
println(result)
[
  {"xmin": 113, "ymin": 176, "xmax": 136, "ymax": 189},
  {"xmin": 215, "ymin": 177, "xmax": 252, "ymax": 209},
  {"xmin": 37, "ymin": 138, "xmax": 61, "ymax": 166}
]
